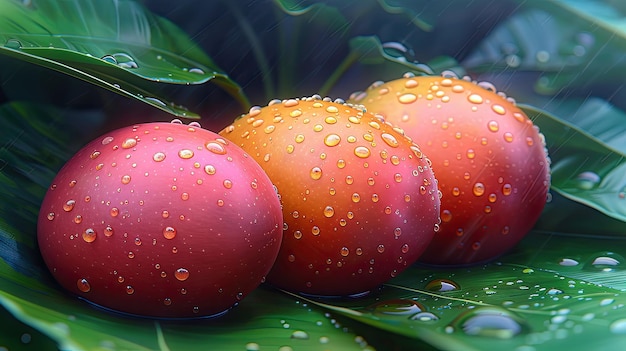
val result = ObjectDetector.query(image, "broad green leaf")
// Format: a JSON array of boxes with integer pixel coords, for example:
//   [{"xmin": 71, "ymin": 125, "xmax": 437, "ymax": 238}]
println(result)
[
  {"xmin": 0, "ymin": 0, "xmax": 248, "ymax": 118},
  {"xmin": 519, "ymin": 99, "xmax": 626, "ymax": 223},
  {"xmin": 285, "ymin": 231, "xmax": 626, "ymax": 351},
  {"xmin": 463, "ymin": 0, "xmax": 626, "ymax": 95}
]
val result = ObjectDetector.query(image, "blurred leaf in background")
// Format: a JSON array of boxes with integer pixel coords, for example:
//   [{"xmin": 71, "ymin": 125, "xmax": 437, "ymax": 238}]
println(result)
[{"xmin": 2, "ymin": 0, "xmax": 626, "ymax": 350}]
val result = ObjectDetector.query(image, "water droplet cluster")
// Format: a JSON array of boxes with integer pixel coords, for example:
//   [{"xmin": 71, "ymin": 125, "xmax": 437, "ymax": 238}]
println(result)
[
  {"xmin": 38, "ymin": 121, "xmax": 283, "ymax": 318},
  {"xmin": 348, "ymin": 74, "xmax": 551, "ymax": 265},
  {"xmin": 219, "ymin": 95, "xmax": 440, "ymax": 296}
]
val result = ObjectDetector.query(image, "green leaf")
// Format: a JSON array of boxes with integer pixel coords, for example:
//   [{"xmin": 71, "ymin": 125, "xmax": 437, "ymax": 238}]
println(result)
[
  {"xmin": 0, "ymin": 0, "xmax": 248, "ymax": 118},
  {"xmin": 285, "ymin": 231, "xmax": 626, "ymax": 350},
  {"xmin": 463, "ymin": 0, "xmax": 626, "ymax": 95},
  {"xmin": 519, "ymin": 98, "xmax": 626, "ymax": 223}
]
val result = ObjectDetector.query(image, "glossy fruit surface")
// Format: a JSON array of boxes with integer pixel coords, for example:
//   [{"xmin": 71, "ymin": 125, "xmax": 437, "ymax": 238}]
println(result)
[
  {"xmin": 349, "ymin": 75, "xmax": 550, "ymax": 265},
  {"xmin": 220, "ymin": 96, "xmax": 440, "ymax": 295},
  {"xmin": 37, "ymin": 121, "xmax": 283, "ymax": 318}
]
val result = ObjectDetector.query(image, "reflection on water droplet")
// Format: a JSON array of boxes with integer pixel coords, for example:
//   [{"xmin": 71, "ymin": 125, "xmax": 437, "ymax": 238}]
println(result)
[
  {"xmin": 63, "ymin": 200, "xmax": 76, "ymax": 212},
  {"xmin": 450, "ymin": 307, "xmax": 528, "ymax": 339},
  {"xmin": 324, "ymin": 134, "xmax": 341, "ymax": 147},
  {"xmin": 610, "ymin": 319, "xmax": 626, "ymax": 334},
  {"xmin": 585, "ymin": 252, "xmax": 624, "ymax": 271},
  {"xmin": 82, "ymin": 228, "xmax": 96, "ymax": 243},
  {"xmin": 205, "ymin": 142, "xmax": 227, "ymax": 155},
  {"xmin": 291, "ymin": 330, "xmax": 309, "ymax": 340},
  {"xmin": 163, "ymin": 226, "xmax": 177, "ymax": 239},
  {"xmin": 425, "ymin": 279, "xmax": 460, "ymax": 292},
  {"xmin": 153, "ymin": 152, "xmax": 166, "ymax": 162},
  {"xmin": 175, "ymin": 268, "xmax": 190, "ymax": 281},
  {"xmin": 121, "ymin": 138, "xmax": 137, "ymax": 149},
  {"xmin": 468, "ymin": 94, "xmax": 483, "ymax": 104},
  {"xmin": 576, "ymin": 171, "xmax": 601, "ymax": 190},
  {"xmin": 323, "ymin": 206, "xmax": 335, "ymax": 218},
  {"xmin": 77, "ymin": 278, "xmax": 91, "ymax": 293},
  {"xmin": 410, "ymin": 312, "xmax": 439, "ymax": 322},
  {"xmin": 559, "ymin": 258, "xmax": 579, "ymax": 266},
  {"xmin": 310, "ymin": 167, "xmax": 322, "ymax": 180},
  {"xmin": 178, "ymin": 149, "xmax": 194, "ymax": 159},
  {"xmin": 5, "ymin": 38, "xmax": 23, "ymax": 49},
  {"xmin": 367, "ymin": 299, "xmax": 424, "ymax": 316},
  {"xmin": 354, "ymin": 146, "xmax": 371, "ymax": 158}
]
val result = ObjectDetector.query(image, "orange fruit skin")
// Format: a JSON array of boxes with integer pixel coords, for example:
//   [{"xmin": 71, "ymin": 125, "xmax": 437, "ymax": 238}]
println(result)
[
  {"xmin": 220, "ymin": 97, "xmax": 440, "ymax": 295},
  {"xmin": 350, "ymin": 75, "xmax": 550, "ymax": 265}
]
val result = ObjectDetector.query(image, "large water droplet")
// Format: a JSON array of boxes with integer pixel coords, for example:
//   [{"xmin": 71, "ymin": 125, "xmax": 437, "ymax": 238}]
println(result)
[
  {"xmin": 82, "ymin": 228, "xmax": 96, "ymax": 243},
  {"xmin": 63, "ymin": 200, "xmax": 76, "ymax": 212},
  {"xmin": 584, "ymin": 252, "xmax": 624, "ymax": 272},
  {"xmin": 425, "ymin": 279, "xmax": 460, "ymax": 292},
  {"xmin": 354, "ymin": 146, "xmax": 371, "ymax": 158},
  {"xmin": 367, "ymin": 299, "xmax": 424, "ymax": 316},
  {"xmin": 175, "ymin": 268, "xmax": 190, "ymax": 281},
  {"xmin": 310, "ymin": 167, "xmax": 322, "ymax": 180},
  {"xmin": 163, "ymin": 226, "xmax": 177, "ymax": 239},
  {"xmin": 450, "ymin": 307, "xmax": 528, "ymax": 339},
  {"xmin": 576, "ymin": 171, "xmax": 601, "ymax": 190},
  {"xmin": 76, "ymin": 278, "xmax": 91, "ymax": 293}
]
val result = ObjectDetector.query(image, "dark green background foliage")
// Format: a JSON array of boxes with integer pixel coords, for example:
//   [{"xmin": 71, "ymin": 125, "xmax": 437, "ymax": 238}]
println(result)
[{"xmin": 2, "ymin": 0, "xmax": 626, "ymax": 350}]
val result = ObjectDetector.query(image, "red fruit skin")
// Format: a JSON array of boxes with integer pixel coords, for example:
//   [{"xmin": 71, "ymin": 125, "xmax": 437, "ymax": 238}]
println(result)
[
  {"xmin": 349, "ymin": 76, "xmax": 550, "ymax": 265},
  {"xmin": 37, "ymin": 122, "xmax": 283, "ymax": 318},
  {"xmin": 219, "ymin": 97, "xmax": 440, "ymax": 296}
]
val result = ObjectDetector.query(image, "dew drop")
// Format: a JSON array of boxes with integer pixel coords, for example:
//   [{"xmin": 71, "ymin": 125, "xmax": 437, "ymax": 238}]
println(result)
[
  {"xmin": 367, "ymin": 299, "xmax": 424, "ymax": 316},
  {"xmin": 323, "ymin": 206, "xmax": 335, "ymax": 218},
  {"xmin": 411, "ymin": 312, "xmax": 440, "ymax": 322},
  {"xmin": 340, "ymin": 247, "xmax": 349, "ymax": 257},
  {"xmin": 82, "ymin": 228, "xmax": 96, "ymax": 243},
  {"xmin": 351, "ymin": 193, "xmax": 361, "ymax": 203},
  {"xmin": 223, "ymin": 179, "xmax": 233, "ymax": 189},
  {"xmin": 324, "ymin": 134, "xmax": 341, "ymax": 147},
  {"xmin": 307, "ymin": 167, "xmax": 323, "ymax": 181},
  {"xmin": 398, "ymin": 93, "xmax": 417, "ymax": 104},
  {"xmin": 450, "ymin": 307, "xmax": 528, "ymax": 339},
  {"xmin": 121, "ymin": 175, "xmax": 131, "ymax": 184},
  {"xmin": 312, "ymin": 226, "xmax": 320, "ymax": 235},
  {"xmin": 492, "ymin": 104, "xmax": 506, "ymax": 115},
  {"xmin": 121, "ymin": 138, "xmax": 137, "ymax": 149},
  {"xmin": 205, "ymin": 142, "xmax": 227, "ymax": 155},
  {"xmin": 425, "ymin": 279, "xmax": 460, "ymax": 292},
  {"xmin": 381, "ymin": 133, "xmax": 399, "ymax": 148},
  {"xmin": 502, "ymin": 183, "xmax": 512, "ymax": 196},
  {"xmin": 77, "ymin": 278, "xmax": 91, "ymax": 293},
  {"xmin": 175, "ymin": 268, "xmax": 190, "ymax": 281},
  {"xmin": 291, "ymin": 330, "xmax": 309, "ymax": 340},
  {"xmin": 163, "ymin": 226, "xmax": 177, "ymax": 239},
  {"xmin": 610, "ymin": 319, "xmax": 626, "ymax": 334},
  {"xmin": 468, "ymin": 94, "xmax": 484, "ymax": 104},
  {"xmin": 473, "ymin": 183, "xmax": 485, "ymax": 197},
  {"xmin": 126, "ymin": 285, "xmax": 135, "ymax": 294},
  {"xmin": 354, "ymin": 146, "xmax": 371, "ymax": 158},
  {"xmin": 178, "ymin": 149, "xmax": 194, "ymax": 159},
  {"xmin": 488, "ymin": 121, "xmax": 499, "ymax": 132},
  {"xmin": 153, "ymin": 152, "xmax": 166, "ymax": 162},
  {"xmin": 63, "ymin": 200, "xmax": 76, "ymax": 212},
  {"xmin": 204, "ymin": 164, "xmax": 216, "ymax": 175},
  {"xmin": 559, "ymin": 258, "xmax": 579, "ymax": 266},
  {"xmin": 295, "ymin": 134, "xmax": 305, "ymax": 143},
  {"xmin": 503, "ymin": 132, "xmax": 514, "ymax": 143},
  {"xmin": 576, "ymin": 171, "xmax": 601, "ymax": 190},
  {"xmin": 110, "ymin": 207, "xmax": 119, "ymax": 217},
  {"xmin": 104, "ymin": 225, "xmax": 114, "ymax": 237}
]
